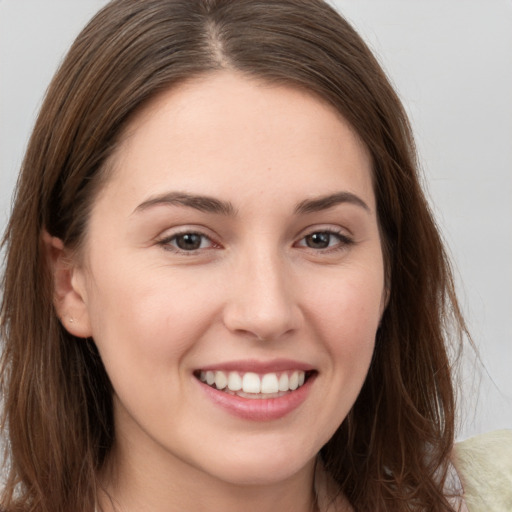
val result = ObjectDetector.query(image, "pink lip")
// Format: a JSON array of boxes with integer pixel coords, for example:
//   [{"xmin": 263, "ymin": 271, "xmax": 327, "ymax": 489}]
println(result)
[
  {"xmin": 196, "ymin": 372, "xmax": 316, "ymax": 422},
  {"xmin": 197, "ymin": 358, "xmax": 315, "ymax": 373}
]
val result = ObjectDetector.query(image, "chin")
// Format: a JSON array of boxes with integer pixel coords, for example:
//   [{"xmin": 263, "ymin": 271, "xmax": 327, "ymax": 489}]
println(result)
[{"xmin": 198, "ymin": 443, "xmax": 317, "ymax": 486}]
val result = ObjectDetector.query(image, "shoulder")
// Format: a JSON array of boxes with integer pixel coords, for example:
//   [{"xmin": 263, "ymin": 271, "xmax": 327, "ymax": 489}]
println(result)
[{"xmin": 453, "ymin": 429, "xmax": 512, "ymax": 512}]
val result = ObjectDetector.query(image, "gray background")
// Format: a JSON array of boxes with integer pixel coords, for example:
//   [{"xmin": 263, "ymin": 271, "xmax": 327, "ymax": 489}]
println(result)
[{"xmin": 1, "ymin": 0, "xmax": 511, "ymax": 440}]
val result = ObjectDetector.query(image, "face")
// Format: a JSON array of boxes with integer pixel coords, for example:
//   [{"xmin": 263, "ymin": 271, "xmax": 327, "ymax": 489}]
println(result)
[{"xmin": 62, "ymin": 72, "xmax": 386, "ymax": 487}]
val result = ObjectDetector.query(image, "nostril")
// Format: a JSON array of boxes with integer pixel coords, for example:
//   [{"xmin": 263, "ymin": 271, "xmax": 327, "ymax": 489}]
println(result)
[{"xmin": 223, "ymin": 310, "xmax": 302, "ymax": 343}]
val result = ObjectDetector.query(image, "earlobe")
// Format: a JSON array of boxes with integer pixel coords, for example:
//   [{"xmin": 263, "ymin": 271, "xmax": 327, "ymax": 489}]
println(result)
[{"xmin": 42, "ymin": 230, "xmax": 93, "ymax": 338}]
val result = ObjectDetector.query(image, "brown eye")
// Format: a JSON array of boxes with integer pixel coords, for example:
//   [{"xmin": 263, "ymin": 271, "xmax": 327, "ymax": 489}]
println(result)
[
  {"xmin": 304, "ymin": 232, "xmax": 331, "ymax": 249},
  {"xmin": 174, "ymin": 233, "xmax": 204, "ymax": 250},
  {"xmin": 296, "ymin": 230, "xmax": 353, "ymax": 252},
  {"xmin": 160, "ymin": 232, "xmax": 214, "ymax": 252}
]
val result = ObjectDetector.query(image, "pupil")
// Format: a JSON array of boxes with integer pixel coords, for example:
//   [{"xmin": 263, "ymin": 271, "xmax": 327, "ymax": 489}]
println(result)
[
  {"xmin": 177, "ymin": 233, "xmax": 202, "ymax": 250},
  {"xmin": 307, "ymin": 232, "xmax": 330, "ymax": 249}
]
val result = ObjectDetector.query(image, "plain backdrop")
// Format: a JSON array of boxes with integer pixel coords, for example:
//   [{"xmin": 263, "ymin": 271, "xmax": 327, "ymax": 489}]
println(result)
[{"xmin": 0, "ymin": 0, "xmax": 511, "ymax": 440}]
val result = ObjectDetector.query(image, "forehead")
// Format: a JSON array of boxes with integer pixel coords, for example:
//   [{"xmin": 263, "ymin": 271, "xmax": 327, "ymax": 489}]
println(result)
[{"xmin": 100, "ymin": 71, "xmax": 375, "ymax": 211}]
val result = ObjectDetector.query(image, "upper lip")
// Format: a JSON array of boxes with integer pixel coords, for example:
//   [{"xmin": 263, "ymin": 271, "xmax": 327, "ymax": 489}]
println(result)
[{"xmin": 197, "ymin": 359, "xmax": 315, "ymax": 373}]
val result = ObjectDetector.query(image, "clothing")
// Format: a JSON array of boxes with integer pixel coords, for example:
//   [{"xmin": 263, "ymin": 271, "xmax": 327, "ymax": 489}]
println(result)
[
  {"xmin": 454, "ymin": 429, "xmax": 512, "ymax": 512},
  {"xmin": 314, "ymin": 430, "xmax": 512, "ymax": 512}
]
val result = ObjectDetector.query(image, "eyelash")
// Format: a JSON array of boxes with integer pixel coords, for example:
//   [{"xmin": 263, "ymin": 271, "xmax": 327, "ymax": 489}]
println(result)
[{"xmin": 157, "ymin": 228, "xmax": 353, "ymax": 255}]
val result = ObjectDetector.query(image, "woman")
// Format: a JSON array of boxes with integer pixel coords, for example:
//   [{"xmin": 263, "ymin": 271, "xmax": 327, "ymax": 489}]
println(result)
[{"xmin": 0, "ymin": 0, "xmax": 478, "ymax": 510}]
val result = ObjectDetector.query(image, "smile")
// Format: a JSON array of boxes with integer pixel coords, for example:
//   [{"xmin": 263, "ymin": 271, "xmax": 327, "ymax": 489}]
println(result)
[
  {"xmin": 196, "ymin": 370, "xmax": 310, "ymax": 398},
  {"xmin": 194, "ymin": 360, "xmax": 317, "ymax": 420}
]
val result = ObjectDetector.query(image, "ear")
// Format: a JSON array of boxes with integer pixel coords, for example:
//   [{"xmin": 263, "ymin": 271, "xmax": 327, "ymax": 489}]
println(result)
[{"xmin": 42, "ymin": 230, "xmax": 93, "ymax": 338}]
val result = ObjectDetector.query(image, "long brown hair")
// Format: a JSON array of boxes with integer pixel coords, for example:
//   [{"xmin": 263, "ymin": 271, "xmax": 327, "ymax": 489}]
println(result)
[{"xmin": 1, "ymin": 1, "xmax": 467, "ymax": 510}]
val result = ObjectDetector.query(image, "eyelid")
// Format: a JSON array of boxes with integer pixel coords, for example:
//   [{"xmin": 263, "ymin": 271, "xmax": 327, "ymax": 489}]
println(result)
[{"xmin": 296, "ymin": 224, "xmax": 353, "ymax": 239}]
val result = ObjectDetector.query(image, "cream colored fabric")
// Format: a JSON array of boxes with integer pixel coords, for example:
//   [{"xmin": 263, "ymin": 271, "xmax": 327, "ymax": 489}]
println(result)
[
  {"xmin": 314, "ymin": 430, "xmax": 512, "ymax": 511},
  {"xmin": 454, "ymin": 429, "xmax": 512, "ymax": 512}
]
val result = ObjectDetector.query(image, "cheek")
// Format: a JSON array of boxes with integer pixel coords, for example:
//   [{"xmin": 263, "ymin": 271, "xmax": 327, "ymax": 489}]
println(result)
[
  {"xmin": 84, "ymin": 263, "xmax": 216, "ymax": 377},
  {"xmin": 292, "ymin": 269, "xmax": 383, "ymax": 448},
  {"xmin": 82, "ymin": 269, "xmax": 217, "ymax": 426},
  {"xmin": 304, "ymin": 267, "xmax": 383, "ymax": 368}
]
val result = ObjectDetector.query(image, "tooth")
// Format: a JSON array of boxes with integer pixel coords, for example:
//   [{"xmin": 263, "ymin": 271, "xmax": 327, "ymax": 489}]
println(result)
[
  {"xmin": 227, "ymin": 372, "xmax": 242, "ymax": 391},
  {"xmin": 242, "ymin": 372, "xmax": 261, "ymax": 393},
  {"xmin": 204, "ymin": 369, "xmax": 306, "ymax": 393},
  {"xmin": 278, "ymin": 373, "xmax": 289, "ymax": 391},
  {"xmin": 215, "ymin": 371, "xmax": 227, "ymax": 390},
  {"xmin": 261, "ymin": 373, "xmax": 279, "ymax": 393},
  {"xmin": 206, "ymin": 371, "xmax": 215, "ymax": 386},
  {"xmin": 289, "ymin": 371, "xmax": 299, "ymax": 390}
]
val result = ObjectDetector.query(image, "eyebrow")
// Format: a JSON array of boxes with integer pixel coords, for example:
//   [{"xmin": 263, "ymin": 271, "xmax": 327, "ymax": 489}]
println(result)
[
  {"xmin": 133, "ymin": 190, "xmax": 370, "ymax": 217},
  {"xmin": 294, "ymin": 192, "xmax": 371, "ymax": 215},
  {"xmin": 133, "ymin": 192, "xmax": 236, "ymax": 216}
]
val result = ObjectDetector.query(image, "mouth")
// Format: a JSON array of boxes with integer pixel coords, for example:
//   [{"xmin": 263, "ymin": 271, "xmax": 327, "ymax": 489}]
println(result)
[{"xmin": 194, "ymin": 369, "xmax": 315, "ymax": 399}]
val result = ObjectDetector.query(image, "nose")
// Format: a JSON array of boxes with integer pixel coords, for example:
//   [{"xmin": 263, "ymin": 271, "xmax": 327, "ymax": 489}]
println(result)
[{"xmin": 222, "ymin": 249, "xmax": 302, "ymax": 341}]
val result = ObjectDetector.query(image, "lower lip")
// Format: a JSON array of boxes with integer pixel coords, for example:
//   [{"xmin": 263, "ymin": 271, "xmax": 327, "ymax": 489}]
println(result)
[{"xmin": 197, "ymin": 374, "xmax": 315, "ymax": 421}]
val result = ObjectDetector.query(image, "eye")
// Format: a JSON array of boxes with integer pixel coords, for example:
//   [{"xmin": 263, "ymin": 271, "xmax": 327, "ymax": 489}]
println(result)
[
  {"xmin": 296, "ymin": 230, "xmax": 352, "ymax": 251},
  {"xmin": 159, "ymin": 232, "xmax": 215, "ymax": 252}
]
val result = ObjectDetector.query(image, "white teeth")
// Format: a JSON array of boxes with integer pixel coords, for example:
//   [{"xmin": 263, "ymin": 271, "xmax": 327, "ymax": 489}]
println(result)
[
  {"xmin": 261, "ymin": 373, "xmax": 279, "ymax": 394},
  {"xmin": 227, "ymin": 371, "xmax": 242, "ymax": 391},
  {"xmin": 206, "ymin": 371, "xmax": 215, "ymax": 386},
  {"xmin": 278, "ymin": 373, "xmax": 289, "ymax": 391},
  {"xmin": 199, "ymin": 369, "xmax": 308, "ymax": 394},
  {"xmin": 215, "ymin": 370, "xmax": 227, "ymax": 390},
  {"xmin": 242, "ymin": 372, "xmax": 261, "ymax": 393},
  {"xmin": 289, "ymin": 371, "xmax": 299, "ymax": 390}
]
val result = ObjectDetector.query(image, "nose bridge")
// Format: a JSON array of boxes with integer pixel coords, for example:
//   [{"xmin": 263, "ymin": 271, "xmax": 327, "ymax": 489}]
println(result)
[{"xmin": 223, "ymin": 242, "xmax": 301, "ymax": 340}]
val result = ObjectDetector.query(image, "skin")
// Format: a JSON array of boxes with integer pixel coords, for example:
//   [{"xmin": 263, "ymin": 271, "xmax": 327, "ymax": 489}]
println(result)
[{"xmin": 51, "ymin": 71, "xmax": 387, "ymax": 512}]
